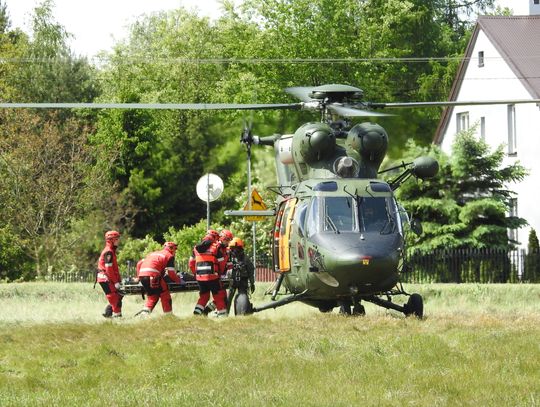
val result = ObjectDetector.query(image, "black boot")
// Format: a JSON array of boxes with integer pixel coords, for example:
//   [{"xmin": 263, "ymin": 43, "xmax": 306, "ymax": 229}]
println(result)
[{"xmin": 102, "ymin": 304, "xmax": 113, "ymax": 318}]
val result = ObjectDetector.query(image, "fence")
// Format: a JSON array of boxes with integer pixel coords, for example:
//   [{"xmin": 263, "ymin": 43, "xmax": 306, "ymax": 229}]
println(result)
[
  {"xmin": 402, "ymin": 249, "xmax": 540, "ymax": 284},
  {"xmin": 45, "ymin": 249, "xmax": 540, "ymax": 284}
]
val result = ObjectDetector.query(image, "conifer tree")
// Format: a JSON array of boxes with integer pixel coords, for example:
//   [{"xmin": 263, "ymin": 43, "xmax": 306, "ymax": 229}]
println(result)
[
  {"xmin": 525, "ymin": 228, "xmax": 540, "ymax": 282},
  {"xmin": 394, "ymin": 128, "xmax": 528, "ymax": 253}
]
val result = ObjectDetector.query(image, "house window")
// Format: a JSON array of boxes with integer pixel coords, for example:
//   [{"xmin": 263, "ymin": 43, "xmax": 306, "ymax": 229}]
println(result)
[
  {"xmin": 508, "ymin": 198, "xmax": 518, "ymax": 243},
  {"xmin": 507, "ymin": 104, "xmax": 517, "ymax": 155},
  {"xmin": 480, "ymin": 117, "xmax": 485, "ymax": 140},
  {"xmin": 456, "ymin": 112, "xmax": 469, "ymax": 133},
  {"xmin": 535, "ymin": 0, "xmax": 539, "ymax": 5},
  {"xmin": 478, "ymin": 51, "xmax": 484, "ymax": 67}
]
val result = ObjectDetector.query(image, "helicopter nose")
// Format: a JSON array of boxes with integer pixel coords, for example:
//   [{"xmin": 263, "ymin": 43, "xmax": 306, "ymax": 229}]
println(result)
[{"xmin": 310, "ymin": 233, "xmax": 402, "ymax": 292}]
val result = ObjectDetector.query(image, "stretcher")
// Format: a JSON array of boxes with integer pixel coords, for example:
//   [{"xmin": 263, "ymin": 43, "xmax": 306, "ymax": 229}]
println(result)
[{"xmin": 119, "ymin": 275, "xmax": 232, "ymax": 295}]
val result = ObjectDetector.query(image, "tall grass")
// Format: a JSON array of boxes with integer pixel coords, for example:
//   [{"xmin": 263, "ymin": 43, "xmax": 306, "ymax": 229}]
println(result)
[{"xmin": 0, "ymin": 283, "xmax": 539, "ymax": 406}]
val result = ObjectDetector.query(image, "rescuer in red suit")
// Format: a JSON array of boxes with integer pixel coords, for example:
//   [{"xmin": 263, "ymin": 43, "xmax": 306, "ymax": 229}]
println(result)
[
  {"xmin": 97, "ymin": 230, "xmax": 123, "ymax": 318},
  {"xmin": 137, "ymin": 242, "xmax": 182, "ymax": 315},
  {"xmin": 191, "ymin": 231, "xmax": 228, "ymax": 317},
  {"xmin": 218, "ymin": 229, "xmax": 234, "ymax": 276}
]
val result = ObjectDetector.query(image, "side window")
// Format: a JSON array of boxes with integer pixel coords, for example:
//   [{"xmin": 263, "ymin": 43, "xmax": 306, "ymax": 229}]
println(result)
[
  {"xmin": 456, "ymin": 112, "xmax": 469, "ymax": 132},
  {"xmin": 507, "ymin": 104, "xmax": 517, "ymax": 156},
  {"xmin": 294, "ymin": 202, "xmax": 308, "ymax": 238},
  {"xmin": 305, "ymin": 197, "xmax": 320, "ymax": 238}
]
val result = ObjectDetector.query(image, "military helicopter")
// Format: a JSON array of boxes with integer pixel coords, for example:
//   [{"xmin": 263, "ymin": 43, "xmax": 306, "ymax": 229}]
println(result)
[
  {"xmin": 224, "ymin": 84, "xmax": 440, "ymax": 318},
  {"xmin": 3, "ymin": 83, "xmax": 539, "ymax": 317}
]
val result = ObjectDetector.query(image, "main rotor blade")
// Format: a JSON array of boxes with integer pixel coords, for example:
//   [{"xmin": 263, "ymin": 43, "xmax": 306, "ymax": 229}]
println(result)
[
  {"xmin": 284, "ymin": 86, "xmax": 316, "ymax": 102},
  {"xmin": 328, "ymin": 104, "xmax": 392, "ymax": 117},
  {"xmin": 0, "ymin": 102, "xmax": 303, "ymax": 110},
  {"xmin": 369, "ymin": 99, "xmax": 540, "ymax": 109}
]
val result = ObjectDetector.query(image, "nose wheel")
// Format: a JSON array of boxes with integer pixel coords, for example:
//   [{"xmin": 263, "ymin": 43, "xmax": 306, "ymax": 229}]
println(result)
[
  {"xmin": 338, "ymin": 298, "xmax": 366, "ymax": 316},
  {"xmin": 403, "ymin": 293, "xmax": 423, "ymax": 318}
]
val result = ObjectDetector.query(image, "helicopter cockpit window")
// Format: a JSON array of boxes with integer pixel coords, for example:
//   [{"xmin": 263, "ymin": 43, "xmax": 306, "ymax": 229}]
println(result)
[
  {"xmin": 324, "ymin": 197, "xmax": 356, "ymax": 232},
  {"xmin": 358, "ymin": 197, "xmax": 396, "ymax": 234}
]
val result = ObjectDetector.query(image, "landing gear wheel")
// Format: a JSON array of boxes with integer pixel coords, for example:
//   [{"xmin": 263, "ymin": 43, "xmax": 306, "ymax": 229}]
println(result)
[
  {"xmin": 234, "ymin": 293, "xmax": 253, "ymax": 316},
  {"xmin": 404, "ymin": 293, "xmax": 423, "ymax": 318}
]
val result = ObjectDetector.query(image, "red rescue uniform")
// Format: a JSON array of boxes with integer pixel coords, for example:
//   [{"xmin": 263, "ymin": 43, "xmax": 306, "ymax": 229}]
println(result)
[
  {"xmin": 138, "ymin": 248, "xmax": 180, "ymax": 313},
  {"xmin": 192, "ymin": 240, "xmax": 227, "ymax": 316},
  {"xmin": 97, "ymin": 242, "xmax": 123, "ymax": 314}
]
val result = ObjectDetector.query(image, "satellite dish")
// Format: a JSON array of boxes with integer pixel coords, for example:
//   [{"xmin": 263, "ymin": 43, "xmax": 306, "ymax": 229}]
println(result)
[{"xmin": 196, "ymin": 173, "xmax": 224, "ymax": 202}]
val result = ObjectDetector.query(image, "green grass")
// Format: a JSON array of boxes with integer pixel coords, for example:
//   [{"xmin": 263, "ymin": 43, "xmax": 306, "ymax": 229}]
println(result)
[{"xmin": 0, "ymin": 283, "xmax": 539, "ymax": 406}]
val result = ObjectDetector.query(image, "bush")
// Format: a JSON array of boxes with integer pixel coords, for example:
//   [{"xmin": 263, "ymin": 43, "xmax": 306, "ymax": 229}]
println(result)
[
  {"xmin": 163, "ymin": 219, "xmax": 225, "ymax": 262},
  {"xmin": 116, "ymin": 235, "xmax": 160, "ymax": 275}
]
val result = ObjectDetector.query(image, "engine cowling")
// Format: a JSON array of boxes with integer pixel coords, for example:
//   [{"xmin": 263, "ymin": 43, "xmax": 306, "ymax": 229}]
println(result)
[
  {"xmin": 294, "ymin": 123, "xmax": 336, "ymax": 164},
  {"xmin": 346, "ymin": 122, "xmax": 388, "ymax": 178}
]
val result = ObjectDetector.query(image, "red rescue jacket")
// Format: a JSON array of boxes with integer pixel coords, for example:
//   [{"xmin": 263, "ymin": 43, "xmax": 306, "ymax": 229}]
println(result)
[
  {"xmin": 192, "ymin": 240, "xmax": 220, "ymax": 281},
  {"xmin": 138, "ymin": 249, "xmax": 180, "ymax": 283},
  {"xmin": 97, "ymin": 242, "xmax": 120, "ymax": 284}
]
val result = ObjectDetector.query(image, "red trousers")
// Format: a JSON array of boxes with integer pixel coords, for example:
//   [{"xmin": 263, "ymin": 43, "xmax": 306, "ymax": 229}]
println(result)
[
  {"xmin": 196, "ymin": 279, "xmax": 227, "ymax": 311},
  {"xmin": 140, "ymin": 275, "xmax": 173, "ymax": 313},
  {"xmin": 99, "ymin": 281, "xmax": 123, "ymax": 313}
]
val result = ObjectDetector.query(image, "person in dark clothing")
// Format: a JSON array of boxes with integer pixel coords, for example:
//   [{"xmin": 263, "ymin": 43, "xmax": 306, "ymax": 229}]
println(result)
[{"xmin": 227, "ymin": 237, "xmax": 255, "ymax": 313}]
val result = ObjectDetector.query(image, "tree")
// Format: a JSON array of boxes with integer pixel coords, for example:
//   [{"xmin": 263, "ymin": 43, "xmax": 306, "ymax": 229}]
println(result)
[
  {"xmin": 94, "ymin": 0, "xmax": 495, "ymax": 241},
  {"xmin": 394, "ymin": 129, "xmax": 528, "ymax": 253},
  {"xmin": 0, "ymin": 1, "xmax": 29, "ymax": 101},
  {"xmin": 0, "ymin": 111, "xmax": 108, "ymax": 276},
  {"xmin": 524, "ymin": 229, "xmax": 540, "ymax": 282},
  {"xmin": 6, "ymin": 0, "xmax": 99, "ymax": 105}
]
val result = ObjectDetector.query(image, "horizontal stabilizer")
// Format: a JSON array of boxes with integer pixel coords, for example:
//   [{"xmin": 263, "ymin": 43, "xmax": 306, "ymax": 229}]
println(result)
[{"xmin": 224, "ymin": 210, "xmax": 275, "ymax": 216}]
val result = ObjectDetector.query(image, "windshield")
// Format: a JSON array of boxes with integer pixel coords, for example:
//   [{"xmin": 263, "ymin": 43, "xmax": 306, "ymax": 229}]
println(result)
[
  {"xmin": 358, "ymin": 196, "xmax": 393, "ymax": 233},
  {"xmin": 305, "ymin": 195, "xmax": 397, "ymax": 236}
]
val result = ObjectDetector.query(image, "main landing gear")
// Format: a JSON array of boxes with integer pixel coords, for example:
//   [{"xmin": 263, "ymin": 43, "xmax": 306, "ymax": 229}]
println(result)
[
  {"xmin": 363, "ymin": 292, "xmax": 424, "ymax": 318},
  {"xmin": 335, "ymin": 290, "xmax": 424, "ymax": 318}
]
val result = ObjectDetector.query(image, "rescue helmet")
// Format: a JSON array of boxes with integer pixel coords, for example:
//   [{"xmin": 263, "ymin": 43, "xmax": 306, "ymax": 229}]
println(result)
[
  {"xmin": 105, "ymin": 230, "xmax": 120, "ymax": 241},
  {"xmin": 164, "ymin": 241, "xmax": 178, "ymax": 253},
  {"xmin": 219, "ymin": 229, "xmax": 233, "ymax": 241},
  {"xmin": 229, "ymin": 237, "xmax": 244, "ymax": 249},
  {"xmin": 207, "ymin": 229, "xmax": 220, "ymax": 240}
]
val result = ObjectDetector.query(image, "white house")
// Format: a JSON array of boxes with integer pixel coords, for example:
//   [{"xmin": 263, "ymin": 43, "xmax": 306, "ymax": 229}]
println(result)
[{"xmin": 434, "ymin": 2, "xmax": 540, "ymax": 248}]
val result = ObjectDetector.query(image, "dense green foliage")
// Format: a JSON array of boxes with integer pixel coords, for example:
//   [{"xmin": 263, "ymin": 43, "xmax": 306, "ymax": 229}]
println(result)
[
  {"xmin": 393, "ymin": 129, "xmax": 527, "ymax": 253},
  {"xmin": 0, "ymin": 0, "xmax": 513, "ymax": 279},
  {"xmin": 525, "ymin": 229, "xmax": 540, "ymax": 282}
]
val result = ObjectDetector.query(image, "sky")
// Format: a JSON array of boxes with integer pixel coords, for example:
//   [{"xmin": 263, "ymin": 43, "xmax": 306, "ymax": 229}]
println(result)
[
  {"xmin": 2, "ymin": 0, "xmax": 231, "ymax": 57},
  {"xmin": 2, "ymin": 0, "xmax": 522, "ymax": 58}
]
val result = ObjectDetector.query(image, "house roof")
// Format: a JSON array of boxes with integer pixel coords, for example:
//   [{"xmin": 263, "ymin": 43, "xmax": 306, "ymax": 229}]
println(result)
[{"xmin": 433, "ymin": 15, "xmax": 540, "ymax": 145}]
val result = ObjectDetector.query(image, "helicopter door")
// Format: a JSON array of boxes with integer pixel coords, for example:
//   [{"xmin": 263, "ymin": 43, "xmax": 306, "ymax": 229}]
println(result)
[{"xmin": 278, "ymin": 198, "xmax": 297, "ymax": 272}]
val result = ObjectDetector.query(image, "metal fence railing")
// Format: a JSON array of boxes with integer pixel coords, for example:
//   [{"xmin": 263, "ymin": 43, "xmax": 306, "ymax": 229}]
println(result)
[
  {"xmin": 402, "ymin": 249, "xmax": 540, "ymax": 284},
  {"xmin": 44, "ymin": 249, "xmax": 540, "ymax": 284}
]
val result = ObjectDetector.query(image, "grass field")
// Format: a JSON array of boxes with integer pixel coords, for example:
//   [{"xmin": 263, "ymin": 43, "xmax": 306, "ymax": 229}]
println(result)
[{"xmin": 0, "ymin": 283, "xmax": 539, "ymax": 406}]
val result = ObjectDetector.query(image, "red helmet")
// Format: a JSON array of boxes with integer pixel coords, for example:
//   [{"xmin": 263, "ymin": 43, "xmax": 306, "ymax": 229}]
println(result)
[
  {"xmin": 207, "ymin": 229, "xmax": 220, "ymax": 240},
  {"xmin": 164, "ymin": 242, "xmax": 178, "ymax": 252},
  {"xmin": 203, "ymin": 233, "xmax": 216, "ymax": 242},
  {"xmin": 229, "ymin": 237, "xmax": 244, "ymax": 249},
  {"xmin": 105, "ymin": 230, "xmax": 120, "ymax": 241},
  {"xmin": 219, "ymin": 229, "xmax": 233, "ymax": 241}
]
